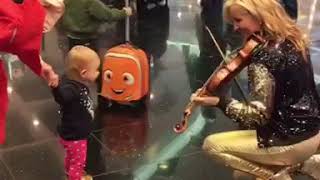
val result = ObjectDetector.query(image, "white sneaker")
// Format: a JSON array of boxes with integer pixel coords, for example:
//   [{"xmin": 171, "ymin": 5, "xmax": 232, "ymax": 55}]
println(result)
[{"xmin": 81, "ymin": 174, "xmax": 93, "ymax": 180}]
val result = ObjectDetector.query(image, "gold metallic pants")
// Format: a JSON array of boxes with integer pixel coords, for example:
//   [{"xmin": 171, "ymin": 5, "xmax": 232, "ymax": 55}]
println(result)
[{"xmin": 202, "ymin": 130, "xmax": 320, "ymax": 179}]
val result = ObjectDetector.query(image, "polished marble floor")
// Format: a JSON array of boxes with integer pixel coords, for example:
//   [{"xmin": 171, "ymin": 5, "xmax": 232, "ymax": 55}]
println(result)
[{"xmin": 0, "ymin": 0, "xmax": 319, "ymax": 180}]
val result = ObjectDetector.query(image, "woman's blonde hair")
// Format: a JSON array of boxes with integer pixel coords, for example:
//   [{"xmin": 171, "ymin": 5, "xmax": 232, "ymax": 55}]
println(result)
[
  {"xmin": 66, "ymin": 45, "xmax": 99, "ymax": 80},
  {"xmin": 224, "ymin": 0, "xmax": 309, "ymax": 59}
]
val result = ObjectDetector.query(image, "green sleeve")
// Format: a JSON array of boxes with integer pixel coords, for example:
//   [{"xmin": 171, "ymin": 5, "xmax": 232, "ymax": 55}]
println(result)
[{"xmin": 88, "ymin": 0, "xmax": 127, "ymax": 22}]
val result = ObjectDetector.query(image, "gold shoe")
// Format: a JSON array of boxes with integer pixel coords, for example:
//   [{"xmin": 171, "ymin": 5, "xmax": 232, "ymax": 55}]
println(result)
[
  {"xmin": 233, "ymin": 170, "xmax": 255, "ymax": 180},
  {"xmin": 270, "ymin": 167, "xmax": 293, "ymax": 180},
  {"xmin": 270, "ymin": 172, "xmax": 292, "ymax": 180},
  {"xmin": 232, "ymin": 170, "xmax": 269, "ymax": 180},
  {"xmin": 299, "ymin": 154, "xmax": 320, "ymax": 180}
]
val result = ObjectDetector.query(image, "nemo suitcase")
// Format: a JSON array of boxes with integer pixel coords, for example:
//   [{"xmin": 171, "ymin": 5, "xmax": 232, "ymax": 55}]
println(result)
[{"xmin": 100, "ymin": 0, "xmax": 149, "ymax": 103}]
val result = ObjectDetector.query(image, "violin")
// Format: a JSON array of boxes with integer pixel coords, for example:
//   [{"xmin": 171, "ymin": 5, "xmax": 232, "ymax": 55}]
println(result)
[{"xmin": 173, "ymin": 33, "xmax": 267, "ymax": 134}]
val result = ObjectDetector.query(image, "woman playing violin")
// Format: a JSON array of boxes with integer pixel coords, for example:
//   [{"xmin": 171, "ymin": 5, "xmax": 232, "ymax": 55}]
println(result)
[{"xmin": 192, "ymin": 0, "xmax": 320, "ymax": 179}]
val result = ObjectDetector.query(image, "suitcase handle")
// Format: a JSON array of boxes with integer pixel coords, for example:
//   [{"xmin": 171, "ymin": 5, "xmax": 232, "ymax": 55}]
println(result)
[{"xmin": 125, "ymin": 0, "xmax": 130, "ymax": 42}]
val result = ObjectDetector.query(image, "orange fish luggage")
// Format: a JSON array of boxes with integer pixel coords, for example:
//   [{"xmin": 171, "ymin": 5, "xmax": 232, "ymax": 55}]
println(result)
[
  {"xmin": 101, "ymin": 44, "xmax": 149, "ymax": 102},
  {"xmin": 100, "ymin": 0, "xmax": 149, "ymax": 103}
]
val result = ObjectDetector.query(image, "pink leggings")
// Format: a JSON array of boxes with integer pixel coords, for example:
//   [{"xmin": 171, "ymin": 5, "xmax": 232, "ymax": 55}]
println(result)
[{"xmin": 59, "ymin": 138, "xmax": 87, "ymax": 180}]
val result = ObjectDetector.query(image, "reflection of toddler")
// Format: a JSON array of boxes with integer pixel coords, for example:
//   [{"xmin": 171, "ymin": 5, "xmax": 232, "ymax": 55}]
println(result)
[{"xmin": 52, "ymin": 46, "xmax": 100, "ymax": 180}]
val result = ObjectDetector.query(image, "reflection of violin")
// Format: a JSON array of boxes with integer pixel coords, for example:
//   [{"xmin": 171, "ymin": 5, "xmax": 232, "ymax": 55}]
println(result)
[{"xmin": 174, "ymin": 32, "xmax": 267, "ymax": 133}]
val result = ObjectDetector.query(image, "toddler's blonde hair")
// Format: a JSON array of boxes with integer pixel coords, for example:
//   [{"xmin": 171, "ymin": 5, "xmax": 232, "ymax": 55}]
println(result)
[{"xmin": 65, "ymin": 45, "xmax": 100, "ymax": 80}]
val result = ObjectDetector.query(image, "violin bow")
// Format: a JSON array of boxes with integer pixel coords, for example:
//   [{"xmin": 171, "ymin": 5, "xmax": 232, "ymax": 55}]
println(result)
[
  {"xmin": 173, "ymin": 26, "xmax": 253, "ymax": 134},
  {"xmin": 204, "ymin": 25, "xmax": 249, "ymax": 104}
]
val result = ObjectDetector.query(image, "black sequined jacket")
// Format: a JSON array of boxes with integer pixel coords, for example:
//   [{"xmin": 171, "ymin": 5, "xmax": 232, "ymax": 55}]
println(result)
[{"xmin": 219, "ymin": 39, "xmax": 320, "ymax": 148}]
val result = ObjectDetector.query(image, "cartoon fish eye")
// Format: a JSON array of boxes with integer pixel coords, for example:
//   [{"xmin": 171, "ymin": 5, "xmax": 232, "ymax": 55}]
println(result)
[
  {"xmin": 123, "ymin": 73, "xmax": 135, "ymax": 85},
  {"xmin": 104, "ymin": 70, "xmax": 113, "ymax": 82}
]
